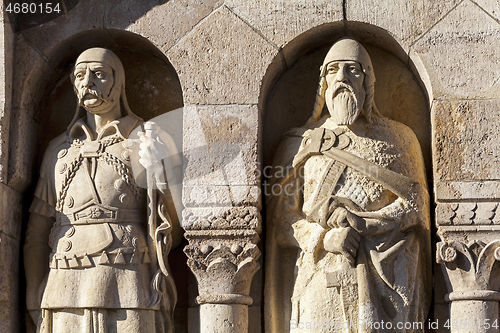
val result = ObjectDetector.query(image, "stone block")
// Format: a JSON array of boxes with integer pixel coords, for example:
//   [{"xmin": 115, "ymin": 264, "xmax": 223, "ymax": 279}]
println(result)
[
  {"xmin": 167, "ymin": 5, "xmax": 278, "ymax": 104},
  {"xmin": 475, "ymin": 0, "xmax": 500, "ymax": 21},
  {"xmin": 104, "ymin": 0, "xmax": 158, "ymax": 29},
  {"xmin": 225, "ymin": 0, "xmax": 343, "ymax": 49},
  {"xmin": 413, "ymin": 1, "xmax": 500, "ymax": 99},
  {"xmin": 0, "ymin": 183, "xmax": 22, "ymax": 240},
  {"xmin": 433, "ymin": 99, "xmax": 500, "ymax": 182},
  {"xmin": 0, "ymin": 233, "xmax": 20, "ymax": 333},
  {"xmin": 435, "ymin": 180, "xmax": 500, "ymax": 201},
  {"xmin": 183, "ymin": 105, "xmax": 259, "ymax": 188},
  {"xmin": 18, "ymin": 1, "xmax": 105, "ymax": 58},
  {"xmin": 183, "ymin": 185, "xmax": 260, "ymax": 208},
  {"xmin": 114, "ymin": 0, "xmax": 223, "ymax": 52},
  {"xmin": 346, "ymin": 0, "xmax": 460, "ymax": 48}
]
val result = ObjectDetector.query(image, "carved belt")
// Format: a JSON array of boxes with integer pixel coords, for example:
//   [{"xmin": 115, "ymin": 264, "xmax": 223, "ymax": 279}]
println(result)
[
  {"xmin": 58, "ymin": 208, "xmax": 142, "ymax": 225},
  {"xmin": 50, "ymin": 246, "xmax": 152, "ymax": 270}
]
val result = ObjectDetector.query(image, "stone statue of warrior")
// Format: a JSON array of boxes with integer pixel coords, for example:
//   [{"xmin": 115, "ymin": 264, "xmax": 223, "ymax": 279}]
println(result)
[
  {"xmin": 24, "ymin": 48, "xmax": 182, "ymax": 332},
  {"xmin": 265, "ymin": 38, "xmax": 431, "ymax": 332}
]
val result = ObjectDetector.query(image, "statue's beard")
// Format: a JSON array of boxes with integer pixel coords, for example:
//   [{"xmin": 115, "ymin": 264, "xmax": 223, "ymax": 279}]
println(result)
[{"xmin": 326, "ymin": 83, "xmax": 365, "ymax": 125}]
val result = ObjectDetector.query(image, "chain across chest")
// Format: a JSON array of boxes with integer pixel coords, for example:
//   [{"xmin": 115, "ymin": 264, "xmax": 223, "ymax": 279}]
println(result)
[{"xmin": 55, "ymin": 136, "xmax": 139, "ymax": 212}]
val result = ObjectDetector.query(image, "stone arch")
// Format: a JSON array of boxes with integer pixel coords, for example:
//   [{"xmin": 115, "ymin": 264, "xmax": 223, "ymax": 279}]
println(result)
[{"xmin": 260, "ymin": 21, "xmax": 432, "ymax": 177}]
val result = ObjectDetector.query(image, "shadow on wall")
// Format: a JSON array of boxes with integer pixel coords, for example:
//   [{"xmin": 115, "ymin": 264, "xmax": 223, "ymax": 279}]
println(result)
[
  {"xmin": 260, "ymin": 22, "xmax": 432, "ymax": 180},
  {"xmin": 19, "ymin": 29, "xmax": 189, "ymax": 333},
  {"xmin": 7, "ymin": 0, "xmax": 171, "ymax": 32}
]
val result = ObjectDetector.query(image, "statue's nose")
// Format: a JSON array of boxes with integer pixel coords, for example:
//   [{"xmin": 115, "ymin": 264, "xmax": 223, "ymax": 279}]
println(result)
[
  {"xmin": 81, "ymin": 69, "xmax": 91, "ymax": 87},
  {"xmin": 336, "ymin": 66, "xmax": 348, "ymax": 83}
]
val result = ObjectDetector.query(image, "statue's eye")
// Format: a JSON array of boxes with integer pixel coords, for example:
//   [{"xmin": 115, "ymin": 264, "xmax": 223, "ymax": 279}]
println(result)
[
  {"xmin": 350, "ymin": 66, "xmax": 360, "ymax": 74},
  {"xmin": 95, "ymin": 72, "xmax": 105, "ymax": 79},
  {"xmin": 327, "ymin": 67, "xmax": 339, "ymax": 75},
  {"xmin": 75, "ymin": 72, "xmax": 84, "ymax": 80}
]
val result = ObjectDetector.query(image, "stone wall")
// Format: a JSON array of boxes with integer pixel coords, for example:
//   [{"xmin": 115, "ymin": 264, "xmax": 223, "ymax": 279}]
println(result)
[{"xmin": 1, "ymin": 0, "xmax": 499, "ymax": 332}]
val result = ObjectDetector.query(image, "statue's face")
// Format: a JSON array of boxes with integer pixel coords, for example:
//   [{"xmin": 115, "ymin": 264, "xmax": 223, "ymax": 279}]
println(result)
[
  {"xmin": 324, "ymin": 60, "xmax": 366, "ymax": 126},
  {"xmin": 73, "ymin": 62, "xmax": 115, "ymax": 113}
]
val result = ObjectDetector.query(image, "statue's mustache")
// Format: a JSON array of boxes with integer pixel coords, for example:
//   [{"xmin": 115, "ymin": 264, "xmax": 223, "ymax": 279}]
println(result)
[
  {"xmin": 332, "ymin": 83, "xmax": 355, "ymax": 97},
  {"xmin": 78, "ymin": 87, "xmax": 107, "ymax": 106}
]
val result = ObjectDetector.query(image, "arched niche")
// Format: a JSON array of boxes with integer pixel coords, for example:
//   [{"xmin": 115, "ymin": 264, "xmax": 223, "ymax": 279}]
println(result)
[
  {"xmin": 33, "ymin": 29, "xmax": 184, "ymax": 165},
  {"xmin": 258, "ymin": 22, "xmax": 434, "ymax": 332},
  {"xmin": 19, "ymin": 29, "xmax": 189, "ymax": 333},
  {"xmin": 260, "ymin": 22, "xmax": 432, "ymax": 179}
]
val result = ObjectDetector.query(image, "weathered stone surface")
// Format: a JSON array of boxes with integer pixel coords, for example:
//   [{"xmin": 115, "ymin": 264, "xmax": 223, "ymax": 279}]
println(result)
[
  {"xmin": 0, "ymin": 233, "xmax": 20, "ymax": 333},
  {"xmin": 347, "ymin": 0, "xmax": 460, "ymax": 47},
  {"xmin": 18, "ymin": 1, "xmax": 105, "ymax": 58},
  {"xmin": 433, "ymin": 99, "xmax": 500, "ymax": 182},
  {"xmin": 104, "ymin": 0, "xmax": 158, "ymax": 28},
  {"xmin": 183, "ymin": 105, "xmax": 259, "ymax": 191},
  {"xmin": 225, "ymin": 0, "xmax": 343, "ymax": 48},
  {"xmin": 475, "ymin": 0, "xmax": 500, "ymax": 20},
  {"xmin": 0, "ymin": 183, "xmax": 22, "ymax": 241},
  {"xmin": 8, "ymin": 35, "xmax": 52, "ymax": 190},
  {"xmin": 0, "ymin": 8, "xmax": 13, "ymax": 184},
  {"xmin": 183, "ymin": 185, "xmax": 261, "ymax": 208},
  {"xmin": 413, "ymin": 1, "xmax": 500, "ymax": 99},
  {"xmin": 167, "ymin": 6, "xmax": 278, "ymax": 104},
  {"xmin": 435, "ymin": 180, "xmax": 500, "ymax": 201},
  {"xmin": 115, "ymin": 0, "xmax": 223, "ymax": 53}
]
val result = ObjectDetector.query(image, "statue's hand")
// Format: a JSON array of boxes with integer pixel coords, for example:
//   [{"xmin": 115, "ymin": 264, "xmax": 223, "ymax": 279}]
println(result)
[
  {"xmin": 138, "ymin": 130, "xmax": 169, "ymax": 183},
  {"xmin": 327, "ymin": 206, "xmax": 365, "ymax": 232},
  {"xmin": 323, "ymin": 227, "xmax": 360, "ymax": 265},
  {"xmin": 138, "ymin": 131, "xmax": 168, "ymax": 168}
]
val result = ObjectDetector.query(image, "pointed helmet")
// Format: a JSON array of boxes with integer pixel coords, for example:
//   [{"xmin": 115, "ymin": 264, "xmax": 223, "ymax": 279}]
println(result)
[{"xmin": 319, "ymin": 37, "xmax": 375, "ymax": 82}]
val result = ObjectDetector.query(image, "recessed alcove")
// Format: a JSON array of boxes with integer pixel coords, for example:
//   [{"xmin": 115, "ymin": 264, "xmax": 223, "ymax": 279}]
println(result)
[
  {"xmin": 19, "ymin": 29, "xmax": 189, "ymax": 333},
  {"xmin": 259, "ymin": 21, "xmax": 435, "ymax": 331},
  {"xmin": 260, "ymin": 22, "xmax": 432, "ymax": 178}
]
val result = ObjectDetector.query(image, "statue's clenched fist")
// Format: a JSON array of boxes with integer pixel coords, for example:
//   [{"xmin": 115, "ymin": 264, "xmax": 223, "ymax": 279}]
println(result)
[{"xmin": 323, "ymin": 226, "xmax": 361, "ymax": 265}]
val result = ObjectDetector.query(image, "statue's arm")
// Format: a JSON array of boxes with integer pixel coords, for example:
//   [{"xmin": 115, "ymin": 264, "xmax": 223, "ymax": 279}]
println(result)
[{"xmin": 24, "ymin": 212, "xmax": 54, "ymax": 311}]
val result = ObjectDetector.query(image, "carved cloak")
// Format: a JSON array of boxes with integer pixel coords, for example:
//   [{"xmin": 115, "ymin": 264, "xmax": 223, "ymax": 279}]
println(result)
[{"xmin": 264, "ymin": 115, "xmax": 431, "ymax": 333}]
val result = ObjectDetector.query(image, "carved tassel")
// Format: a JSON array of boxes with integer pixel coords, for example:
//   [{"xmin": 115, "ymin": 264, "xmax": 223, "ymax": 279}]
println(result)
[
  {"xmin": 81, "ymin": 253, "xmax": 93, "ymax": 268},
  {"xmin": 49, "ymin": 256, "xmax": 58, "ymax": 269},
  {"xmin": 114, "ymin": 250, "xmax": 126, "ymax": 265},
  {"xmin": 99, "ymin": 251, "xmax": 110, "ymax": 265},
  {"xmin": 143, "ymin": 250, "xmax": 151, "ymax": 264},
  {"xmin": 59, "ymin": 256, "xmax": 69, "ymax": 269},
  {"xmin": 69, "ymin": 254, "xmax": 80, "ymax": 268}
]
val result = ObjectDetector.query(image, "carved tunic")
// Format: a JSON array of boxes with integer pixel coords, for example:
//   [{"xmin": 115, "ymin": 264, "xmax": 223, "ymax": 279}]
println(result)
[{"xmin": 30, "ymin": 115, "xmax": 154, "ymax": 309}]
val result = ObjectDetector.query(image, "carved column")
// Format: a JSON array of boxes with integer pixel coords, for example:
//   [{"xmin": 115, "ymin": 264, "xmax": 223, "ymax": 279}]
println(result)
[
  {"xmin": 436, "ymin": 202, "xmax": 500, "ymax": 333},
  {"xmin": 183, "ymin": 206, "xmax": 261, "ymax": 333}
]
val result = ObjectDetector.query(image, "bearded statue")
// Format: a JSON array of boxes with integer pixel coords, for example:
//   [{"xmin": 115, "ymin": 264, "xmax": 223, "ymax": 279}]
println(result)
[{"xmin": 264, "ymin": 38, "xmax": 431, "ymax": 332}]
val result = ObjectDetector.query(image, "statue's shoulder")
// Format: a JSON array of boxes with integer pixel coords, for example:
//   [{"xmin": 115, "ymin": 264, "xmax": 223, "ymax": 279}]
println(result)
[
  {"xmin": 372, "ymin": 115, "xmax": 421, "ymax": 150},
  {"xmin": 272, "ymin": 126, "xmax": 310, "ymax": 170}
]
